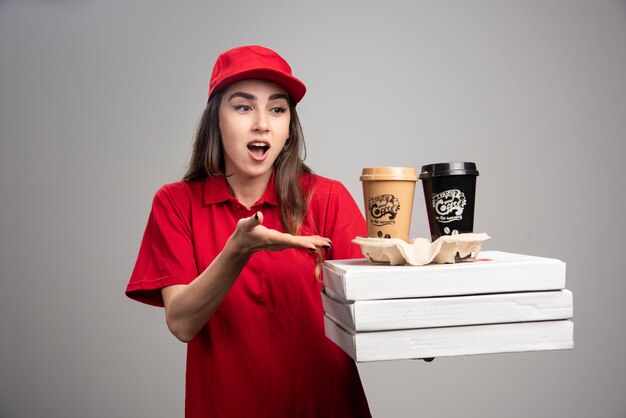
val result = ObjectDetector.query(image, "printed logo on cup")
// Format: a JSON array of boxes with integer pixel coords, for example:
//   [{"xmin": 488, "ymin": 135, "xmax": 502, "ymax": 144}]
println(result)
[
  {"xmin": 432, "ymin": 189, "xmax": 466, "ymax": 223},
  {"xmin": 368, "ymin": 194, "xmax": 400, "ymax": 226}
]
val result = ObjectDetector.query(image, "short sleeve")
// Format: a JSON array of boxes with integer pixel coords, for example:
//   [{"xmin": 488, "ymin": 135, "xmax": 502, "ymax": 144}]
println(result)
[
  {"xmin": 312, "ymin": 178, "xmax": 367, "ymax": 261},
  {"xmin": 125, "ymin": 184, "xmax": 199, "ymax": 307}
]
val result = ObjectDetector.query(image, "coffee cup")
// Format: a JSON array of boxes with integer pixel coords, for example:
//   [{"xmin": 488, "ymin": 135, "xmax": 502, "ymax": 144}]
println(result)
[
  {"xmin": 360, "ymin": 167, "xmax": 418, "ymax": 242},
  {"xmin": 419, "ymin": 162, "xmax": 479, "ymax": 241}
]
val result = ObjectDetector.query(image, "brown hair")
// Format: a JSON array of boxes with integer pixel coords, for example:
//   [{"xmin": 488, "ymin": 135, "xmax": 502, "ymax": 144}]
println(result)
[{"xmin": 183, "ymin": 91, "xmax": 313, "ymax": 236}]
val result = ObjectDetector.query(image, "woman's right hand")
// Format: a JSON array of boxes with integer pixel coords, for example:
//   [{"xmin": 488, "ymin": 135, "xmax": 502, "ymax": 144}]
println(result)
[
  {"xmin": 162, "ymin": 211, "xmax": 331, "ymax": 342},
  {"xmin": 228, "ymin": 211, "xmax": 331, "ymax": 255}
]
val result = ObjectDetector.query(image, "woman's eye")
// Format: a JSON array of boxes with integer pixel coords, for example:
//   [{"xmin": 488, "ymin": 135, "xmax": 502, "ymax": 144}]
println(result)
[
  {"xmin": 270, "ymin": 107, "xmax": 287, "ymax": 114},
  {"xmin": 234, "ymin": 105, "xmax": 252, "ymax": 112}
]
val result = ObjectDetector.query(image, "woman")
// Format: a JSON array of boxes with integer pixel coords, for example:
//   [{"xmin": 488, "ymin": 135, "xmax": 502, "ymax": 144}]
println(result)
[{"xmin": 126, "ymin": 45, "xmax": 372, "ymax": 417}]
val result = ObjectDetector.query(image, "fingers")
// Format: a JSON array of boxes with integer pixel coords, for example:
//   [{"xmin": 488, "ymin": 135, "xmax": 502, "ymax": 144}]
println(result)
[
  {"xmin": 303, "ymin": 236, "xmax": 332, "ymax": 251},
  {"xmin": 317, "ymin": 236, "xmax": 332, "ymax": 249},
  {"xmin": 238, "ymin": 211, "xmax": 263, "ymax": 232},
  {"xmin": 264, "ymin": 231, "xmax": 330, "ymax": 252}
]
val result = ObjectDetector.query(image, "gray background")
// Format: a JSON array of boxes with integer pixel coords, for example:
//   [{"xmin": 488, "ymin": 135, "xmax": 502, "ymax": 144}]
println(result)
[{"xmin": 1, "ymin": 1, "xmax": 625, "ymax": 417}]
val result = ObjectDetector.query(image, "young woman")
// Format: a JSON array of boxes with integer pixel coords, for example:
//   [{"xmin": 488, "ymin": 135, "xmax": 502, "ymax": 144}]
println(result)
[{"xmin": 126, "ymin": 45, "xmax": 371, "ymax": 417}]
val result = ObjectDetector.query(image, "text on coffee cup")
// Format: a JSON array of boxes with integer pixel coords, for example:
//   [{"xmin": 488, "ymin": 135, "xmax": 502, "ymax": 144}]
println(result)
[
  {"xmin": 432, "ymin": 189, "xmax": 466, "ymax": 223},
  {"xmin": 368, "ymin": 194, "xmax": 400, "ymax": 226}
]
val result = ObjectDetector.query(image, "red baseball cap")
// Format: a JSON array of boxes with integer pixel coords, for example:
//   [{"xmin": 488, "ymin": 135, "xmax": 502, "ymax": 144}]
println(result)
[{"xmin": 208, "ymin": 45, "xmax": 307, "ymax": 103}]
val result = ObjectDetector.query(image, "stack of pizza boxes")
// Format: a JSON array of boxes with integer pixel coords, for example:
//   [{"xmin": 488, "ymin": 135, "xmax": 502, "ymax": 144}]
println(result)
[{"xmin": 322, "ymin": 251, "xmax": 574, "ymax": 362}]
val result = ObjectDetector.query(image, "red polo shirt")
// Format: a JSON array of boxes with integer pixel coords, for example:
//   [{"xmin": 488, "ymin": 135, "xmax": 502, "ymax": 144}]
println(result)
[{"xmin": 126, "ymin": 174, "xmax": 371, "ymax": 418}]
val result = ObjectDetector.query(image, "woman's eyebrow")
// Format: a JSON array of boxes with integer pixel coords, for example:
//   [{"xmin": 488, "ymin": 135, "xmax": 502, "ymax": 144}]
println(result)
[
  {"xmin": 228, "ymin": 91, "xmax": 289, "ymax": 102},
  {"xmin": 269, "ymin": 93, "xmax": 289, "ymax": 101},
  {"xmin": 228, "ymin": 91, "xmax": 256, "ymax": 101}
]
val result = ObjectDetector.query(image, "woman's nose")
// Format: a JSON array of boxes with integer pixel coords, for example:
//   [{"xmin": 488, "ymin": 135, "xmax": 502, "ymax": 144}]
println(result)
[{"xmin": 252, "ymin": 111, "xmax": 269, "ymax": 132}]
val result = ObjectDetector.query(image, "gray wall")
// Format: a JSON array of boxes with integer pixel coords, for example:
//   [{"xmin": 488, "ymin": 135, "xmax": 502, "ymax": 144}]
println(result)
[{"xmin": 1, "ymin": 1, "xmax": 625, "ymax": 417}]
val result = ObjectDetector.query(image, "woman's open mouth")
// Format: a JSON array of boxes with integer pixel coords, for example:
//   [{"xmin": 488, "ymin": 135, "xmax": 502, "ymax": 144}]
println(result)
[{"xmin": 247, "ymin": 141, "xmax": 270, "ymax": 161}]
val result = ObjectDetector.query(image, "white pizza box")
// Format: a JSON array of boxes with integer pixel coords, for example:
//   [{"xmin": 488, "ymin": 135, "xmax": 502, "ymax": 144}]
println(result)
[
  {"xmin": 324, "ymin": 314, "xmax": 574, "ymax": 362},
  {"xmin": 321, "ymin": 288, "xmax": 573, "ymax": 332},
  {"xmin": 323, "ymin": 251, "xmax": 566, "ymax": 301}
]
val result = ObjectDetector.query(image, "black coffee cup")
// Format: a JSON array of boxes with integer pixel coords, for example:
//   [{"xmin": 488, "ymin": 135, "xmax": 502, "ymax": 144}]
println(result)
[{"xmin": 419, "ymin": 162, "xmax": 479, "ymax": 241}]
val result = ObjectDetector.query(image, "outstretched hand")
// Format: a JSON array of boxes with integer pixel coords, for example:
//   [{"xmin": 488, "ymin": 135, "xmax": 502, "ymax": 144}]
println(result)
[{"xmin": 229, "ymin": 211, "xmax": 331, "ymax": 255}]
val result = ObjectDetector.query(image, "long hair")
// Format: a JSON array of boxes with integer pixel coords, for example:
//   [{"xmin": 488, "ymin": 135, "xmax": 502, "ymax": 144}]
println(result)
[{"xmin": 183, "ymin": 90, "xmax": 313, "ymax": 236}]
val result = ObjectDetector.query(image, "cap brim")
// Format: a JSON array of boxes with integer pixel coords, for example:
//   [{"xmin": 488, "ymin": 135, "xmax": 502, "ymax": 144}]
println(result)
[{"xmin": 210, "ymin": 68, "xmax": 306, "ymax": 103}]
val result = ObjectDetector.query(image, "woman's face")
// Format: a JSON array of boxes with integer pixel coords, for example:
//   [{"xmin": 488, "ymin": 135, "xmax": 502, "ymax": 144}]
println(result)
[{"xmin": 219, "ymin": 79, "xmax": 291, "ymax": 182}]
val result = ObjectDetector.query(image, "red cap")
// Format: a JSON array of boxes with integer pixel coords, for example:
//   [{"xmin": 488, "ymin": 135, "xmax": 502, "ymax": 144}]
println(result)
[{"xmin": 208, "ymin": 45, "xmax": 306, "ymax": 103}]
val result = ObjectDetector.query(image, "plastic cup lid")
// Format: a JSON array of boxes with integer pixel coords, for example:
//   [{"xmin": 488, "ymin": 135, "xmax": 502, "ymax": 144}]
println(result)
[
  {"xmin": 360, "ymin": 167, "xmax": 418, "ymax": 181},
  {"xmin": 419, "ymin": 162, "xmax": 479, "ymax": 179}
]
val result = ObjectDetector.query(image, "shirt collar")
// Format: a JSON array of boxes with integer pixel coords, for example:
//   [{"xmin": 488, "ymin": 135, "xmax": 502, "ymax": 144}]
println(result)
[{"xmin": 203, "ymin": 173, "xmax": 279, "ymax": 207}]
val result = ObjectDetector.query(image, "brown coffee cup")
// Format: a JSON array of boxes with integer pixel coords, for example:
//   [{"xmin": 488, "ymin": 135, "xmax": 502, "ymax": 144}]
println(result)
[{"xmin": 360, "ymin": 167, "xmax": 418, "ymax": 242}]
